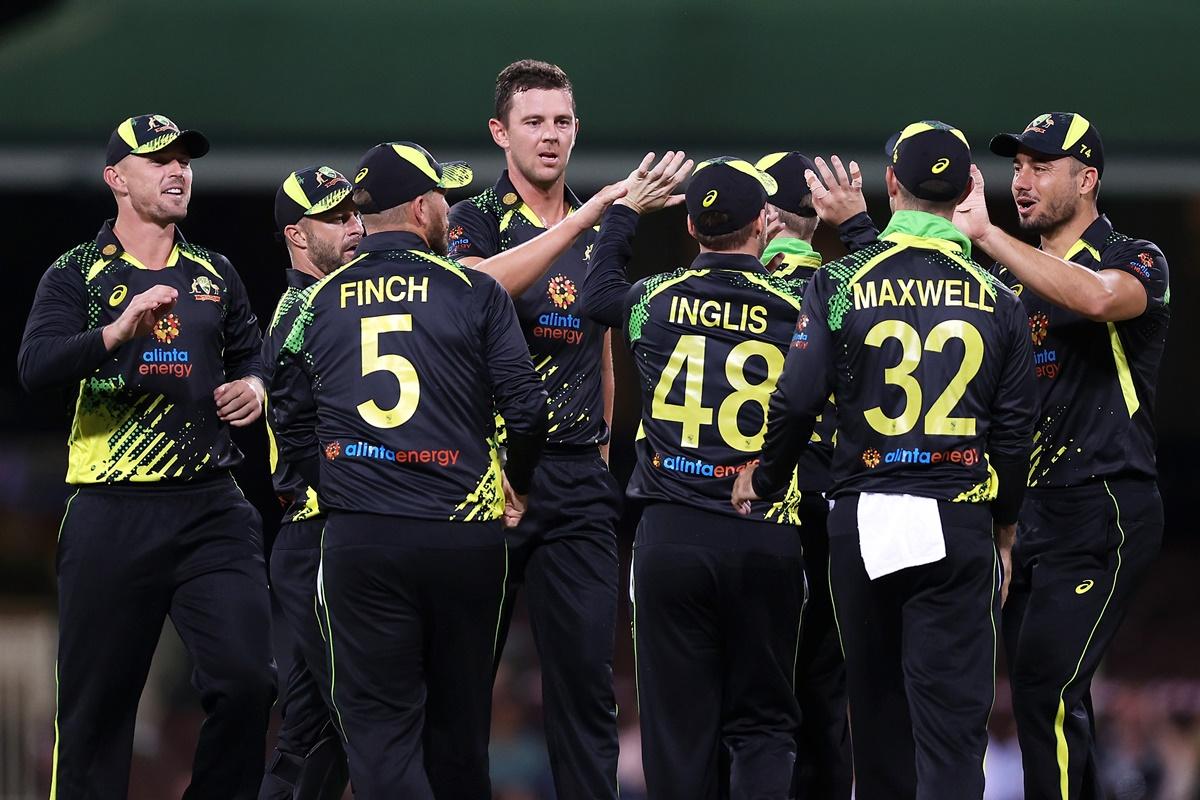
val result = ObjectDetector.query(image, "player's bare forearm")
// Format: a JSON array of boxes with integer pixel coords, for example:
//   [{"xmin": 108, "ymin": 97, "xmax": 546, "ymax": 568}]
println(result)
[
  {"xmin": 975, "ymin": 225, "xmax": 1146, "ymax": 321},
  {"xmin": 461, "ymin": 215, "xmax": 593, "ymax": 297}
]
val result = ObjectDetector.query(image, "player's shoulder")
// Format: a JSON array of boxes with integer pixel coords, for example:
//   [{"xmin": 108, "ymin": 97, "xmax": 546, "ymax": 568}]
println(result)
[
  {"xmin": 629, "ymin": 265, "xmax": 702, "ymax": 301},
  {"xmin": 1101, "ymin": 227, "xmax": 1167, "ymax": 272},
  {"xmin": 50, "ymin": 240, "xmax": 103, "ymax": 274},
  {"xmin": 450, "ymin": 186, "xmax": 501, "ymax": 224},
  {"xmin": 177, "ymin": 242, "xmax": 237, "ymax": 278}
]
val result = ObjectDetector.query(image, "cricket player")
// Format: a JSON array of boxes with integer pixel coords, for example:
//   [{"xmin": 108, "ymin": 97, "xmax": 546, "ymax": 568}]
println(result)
[
  {"xmin": 955, "ymin": 112, "xmax": 1169, "ymax": 800},
  {"xmin": 734, "ymin": 121, "xmax": 1036, "ymax": 799},
  {"xmin": 18, "ymin": 113, "xmax": 275, "ymax": 799}
]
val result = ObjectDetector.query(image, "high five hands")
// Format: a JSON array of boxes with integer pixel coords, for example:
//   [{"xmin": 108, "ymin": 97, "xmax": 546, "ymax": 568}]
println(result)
[
  {"xmin": 617, "ymin": 151, "xmax": 694, "ymax": 215},
  {"xmin": 804, "ymin": 155, "xmax": 866, "ymax": 226}
]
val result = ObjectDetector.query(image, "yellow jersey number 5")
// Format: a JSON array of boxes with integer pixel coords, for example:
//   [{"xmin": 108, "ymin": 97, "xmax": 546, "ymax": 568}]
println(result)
[{"xmin": 357, "ymin": 314, "xmax": 421, "ymax": 428}]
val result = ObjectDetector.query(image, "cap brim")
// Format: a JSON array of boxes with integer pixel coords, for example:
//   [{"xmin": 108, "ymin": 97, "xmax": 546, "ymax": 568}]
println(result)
[
  {"xmin": 988, "ymin": 132, "xmax": 1065, "ymax": 162},
  {"xmin": 437, "ymin": 161, "xmax": 473, "ymax": 190},
  {"xmin": 132, "ymin": 129, "xmax": 210, "ymax": 160},
  {"xmin": 304, "ymin": 186, "xmax": 355, "ymax": 216}
]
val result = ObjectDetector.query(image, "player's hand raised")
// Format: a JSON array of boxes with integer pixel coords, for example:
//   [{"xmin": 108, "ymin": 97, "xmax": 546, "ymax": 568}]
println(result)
[
  {"xmin": 617, "ymin": 151, "xmax": 693, "ymax": 215},
  {"xmin": 805, "ymin": 155, "xmax": 866, "ymax": 226},
  {"xmin": 953, "ymin": 164, "xmax": 992, "ymax": 243},
  {"xmin": 102, "ymin": 284, "xmax": 178, "ymax": 350},
  {"xmin": 730, "ymin": 462, "xmax": 761, "ymax": 516}
]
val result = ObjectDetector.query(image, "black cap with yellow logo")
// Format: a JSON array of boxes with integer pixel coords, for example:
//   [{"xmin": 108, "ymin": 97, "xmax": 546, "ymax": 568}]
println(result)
[
  {"xmin": 105, "ymin": 114, "xmax": 209, "ymax": 166},
  {"xmin": 685, "ymin": 157, "xmax": 778, "ymax": 236},
  {"xmin": 275, "ymin": 165, "xmax": 355, "ymax": 230},
  {"xmin": 755, "ymin": 152, "xmax": 818, "ymax": 217},
  {"xmin": 990, "ymin": 112, "xmax": 1104, "ymax": 176},
  {"xmin": 352, "ymin": 142, "xmax": 473, "ymax": 213},
  {"xmin": 884, "ymin": 120, "xmax": 972, "ymax": 202}
]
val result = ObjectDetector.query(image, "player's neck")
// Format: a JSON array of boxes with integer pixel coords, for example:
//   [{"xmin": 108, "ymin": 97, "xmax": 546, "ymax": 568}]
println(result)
[
  {"xmin": 364, "ymin": 219, "xmax": 430, "ymax": 248},
  {"xmin": 112, "ymin": 212, "xmax": 177, "ymax": 269},
  {"xmin": 507, "ymin": 162, "xmax": 568, "ymax": 227},
  {"xmin": 1039, "ymin": 206, "xmax": 1100, "ymax": 259},
  {"xmin": 288, "ymin": 254, "xmax": 326, "ymax": 281}
]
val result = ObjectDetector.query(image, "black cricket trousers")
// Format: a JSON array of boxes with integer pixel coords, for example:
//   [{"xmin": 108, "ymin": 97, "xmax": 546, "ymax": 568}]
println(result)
[
  {"xmin": 828, "ymin": 495, "xmax": 999, "ymax": 800},
  {"xmin": 53, "ymin": 474, "xmax": 276, "ymax": 799},
  {"xmin": 259, "ymin": 516, "xmax": 348, "ymax": 800},
  {"xmin": 320, "ymin": 511, "xmax": 507, "ymax": 800},
  {"xmin": 633, "ymin": 502, "xmax": 805, "ymax": 800},
  {"xmin": 493, "ymin": 449, "xmax": 622, "ymax": 800},
  {"xmin": 1004, "ymin": 479, "xmax": 1162, "ymax": 800}
]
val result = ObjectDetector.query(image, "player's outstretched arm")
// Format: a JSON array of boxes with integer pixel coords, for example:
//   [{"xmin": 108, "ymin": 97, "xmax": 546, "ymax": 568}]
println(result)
[
  {"xmin": 955, "ymin": 164, "xmax": 1147, "ymax": 321},
  {"xmin": 583, "ymin": 151, "xmax": 692, "ymax": 328},
  {"xmin": 453, "ymin": 183, "xmax": 627, "ymax": 298},
  {"xmin": 806, "ymin": 155, "xmax": 880, "ymax": 251},
  {"xmin": 732, "ymin": 289, "xmax": 835, "ymax": 513}
]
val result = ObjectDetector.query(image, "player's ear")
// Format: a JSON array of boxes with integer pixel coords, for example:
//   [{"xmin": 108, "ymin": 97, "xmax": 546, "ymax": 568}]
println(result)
[
  {"xmin": 1078, "ymin": 166, "xmax": 1100, "ymax": 197},
  {"xmin": 283, "ymin": 223, "xmax": 306, "ymax": 250},
  {"xmin": 488, "ymin": 117, "xmax": 509, "ymax": 150},
  {"xmin": 685, "ymin": 215, "xmax": 697, "ymax": 241},
  {"xmin": 884, "ymin": 166, "xmax": 900, "ymax": 200},
  {"xmin": 102, "ymin": 165, "xmax": 125, "ymax": 196}
]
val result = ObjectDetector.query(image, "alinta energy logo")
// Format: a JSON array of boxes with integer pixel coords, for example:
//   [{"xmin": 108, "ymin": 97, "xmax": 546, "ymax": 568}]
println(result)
[
  {"xmin": 324, "ymin": 440, "xmax": 461, "ymax": 467},
  {"xmin": 535, "ymin": 274, "xmax": 584, "ymax": 345},
  {"xmin": 652, "ymin": 452, "xmax": 755, "ymax": 479},
  {"xmin": 1029, "ymin": 311, "xmax": 1058, "ymax": 379},
  {"xmin": 791, "ymin": 313, "xmax": 810, "ymax": 350},
  {"xmin": 142, "ymin": 313, "xmax": 192, "ymax": 378},
  {"xmin": 862, "ymin": 446, "xmax": 981, "ymax": 468}
]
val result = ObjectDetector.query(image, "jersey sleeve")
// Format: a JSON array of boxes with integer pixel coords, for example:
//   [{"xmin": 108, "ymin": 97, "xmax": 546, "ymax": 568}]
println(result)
[
  {"xmin": 448, "ymin": 198, "xmax": 500, "ymax": 261},
  {"xmin": 263, "ymin": 296, "xmax": 320, "ymax": 488},
  {"xmin": 836, "ymin": 211, "xmax": 881, "ymax": 253},
  {"xmin": 218, "ymin": 255, "xmax": 265, "ymax": 383},
  {"xmin": 987, "ymin": 292, "xmax": 1037, "ymax": 524},
  {"xmin": 476, "ymin": 274, "xmax": 548, "ymax": 494},
  {"xmin": 18, "ymin": 260, "xmax": 110, "ymax": 393},
  {"xmin": 753, "ymin": 277, "xmax": 836, "ymax": 499},
  {"xmin": 582, "ymin": 204, "xmax": 639, "ymax": 328},
  {"xmin": 1101, "ymin": 239, "xmax": 1169, "ymax": 313},
  {"xmin": 271, "ymin": 298, "xmax": 321, "ymax": 489}
]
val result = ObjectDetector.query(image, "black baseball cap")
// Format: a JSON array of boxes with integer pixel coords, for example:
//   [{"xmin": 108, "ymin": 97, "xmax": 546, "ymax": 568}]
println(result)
[
  {"xmin": 275, "ymin": 166, "xmax": 355, "ymax": 230},
  {"xmin": 755, "ymin": 152, "xmax": 818, "ymax": 217},
  {"xmin": 105, "ymin": 114, "xmax": 209, "ymax": 166},
  {"xmin": 990, "ymin": 112, "xmax": 1104, "ymax": 176},
  {"xmin": 685, "ymin": 157, "xmax": 778, "ymax": 236},
  {"xmin": 352, "ymin": 142, "xmax": 473, "ymax": 213},
  {"xmin": 885, "ymin": 120, "xmax": 972, "ymax": 202}
]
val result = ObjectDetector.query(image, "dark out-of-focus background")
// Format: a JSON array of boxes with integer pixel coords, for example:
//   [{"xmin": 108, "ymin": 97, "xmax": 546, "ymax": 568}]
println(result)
[{"xmin": 1, "ymin": 1, "xmax": 1198, "ymax": 798}]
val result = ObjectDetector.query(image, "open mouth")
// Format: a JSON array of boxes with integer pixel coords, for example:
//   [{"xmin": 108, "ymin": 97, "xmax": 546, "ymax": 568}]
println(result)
[
  {"xmin": 163, "ymin": 187, "xmax": 184, "ymax": 196},
  {"xmin": 1016, "ymin": 196, "xmax": 1038, "ymax": 216},
  {"xmin": 537, "ymin": 151, "xmax": 559, "ymax": 166}
]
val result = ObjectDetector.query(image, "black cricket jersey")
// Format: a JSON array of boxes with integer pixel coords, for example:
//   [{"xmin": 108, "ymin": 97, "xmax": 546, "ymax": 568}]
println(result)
[
  {"xmin": 18, "ymin": 221, "xmax": 264, "ymax": 484},
  {"xmin": 584, "ymin": 205, "xmax": 813, "ymax": 523},
  {"xmin": 761, "ymin": 236, "xmax": 840, "ymax": 493},
  {"xmin": 273, "ymin": 231, "xmax": 548, "ymax": 521},
  {"xmin": 752, "ymin": 211, "xmax": 1036, "ymax": 522},
  {"xmin": 993, "ymin": 215, "xmax": 1169, "ymax": 488},
  {"xmin": 262, "ymin": 269, "xmax": 322, "ymax": 522},
  {"xmin": 448, "ymin": 170, "xmax": 607, "ymax": 447}
]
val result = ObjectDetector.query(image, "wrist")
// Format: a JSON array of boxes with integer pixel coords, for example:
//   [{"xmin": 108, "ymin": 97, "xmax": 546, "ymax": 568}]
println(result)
[
  {"xmin": 101, "ymin": 322, "xmax": 127, "ymax": 351},
  {"xmin": 975, "ymin": 222, "xmax": 1002, "ymax": 251},
  {"xmin": 614, "ymin": 197, "xmax": 643, "ymax": 215},
  {"xmin": 240, "ymin": 376, "xmax": 265, "ymax": 406}
]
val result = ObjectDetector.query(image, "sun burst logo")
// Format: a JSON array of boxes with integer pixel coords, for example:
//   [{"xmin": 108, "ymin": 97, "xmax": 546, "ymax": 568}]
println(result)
[
  {"xmin": 652, "ymin": 452, "xmax": 662, "ymax": 469},
  {"xmin": 1029, "ymin": 311, "xmax": 1049, "ymax": 346},
  {"xmin": 547, "ymin": 274, "xmax": 577, "ymax": 310},
  {"xmin": 862, "ymin": 449, "xmax": 881, "ymax": 468},
  {"xmin": 152, "ymin": 313, "xmax": 181, "ymax": 344},
  {"xmin": 324, "ymin": 441, "xmax": 342, "ymax": 460}
]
